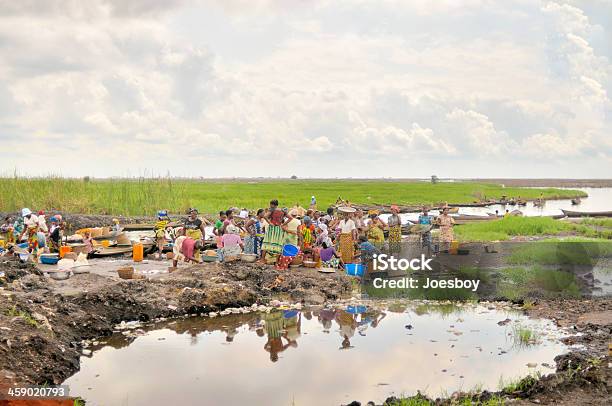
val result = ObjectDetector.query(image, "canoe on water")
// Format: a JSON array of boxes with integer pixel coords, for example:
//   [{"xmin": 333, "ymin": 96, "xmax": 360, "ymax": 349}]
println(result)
[
  {"xmin": 561, "ymin": 209, "xmax": 612, "ymax": 218},
  {"xmin": 447, "ymin": 202, "xmax": 492, "ymax": 208}
]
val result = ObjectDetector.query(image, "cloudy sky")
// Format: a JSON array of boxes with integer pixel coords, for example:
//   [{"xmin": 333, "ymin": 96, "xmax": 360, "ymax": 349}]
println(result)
[{"xmin": 0, "ymin": 0, "xmax": 611, "ymax": 178}]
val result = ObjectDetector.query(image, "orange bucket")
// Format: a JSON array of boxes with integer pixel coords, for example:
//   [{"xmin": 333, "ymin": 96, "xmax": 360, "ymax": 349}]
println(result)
[
  {"xmin": 59, "ymin": 246, "xmax": 72, "ymax": 258},
  {"xmin": 101, "ymin": 240, "xmax": 110, "ymax": 248},
  {"xmin": 133, "ymin": 242, "xmax": 144, "ymax": 262},
  {"xmin": 450, "ymin": 240, "xmax": 459, "ymax": 255}
]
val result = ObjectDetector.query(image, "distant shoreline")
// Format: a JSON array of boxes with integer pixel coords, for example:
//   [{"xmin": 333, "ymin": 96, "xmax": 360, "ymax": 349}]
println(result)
[{"xmin": 1, "ymin": 176, "xmax": 611, "ymax": 188}]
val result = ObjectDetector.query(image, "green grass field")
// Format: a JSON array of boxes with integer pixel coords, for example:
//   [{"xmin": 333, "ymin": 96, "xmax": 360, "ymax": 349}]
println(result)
[
  {"xmin": 456, "ymin": 215, "xmax": 612, "ymax": 242},
  {"xmin": 454, "ymin": 217, "xmax": 577, "ymax": 242},
  {"xmin": 0, "ymin": 177, "xmax": 585, "ymax": 216}
]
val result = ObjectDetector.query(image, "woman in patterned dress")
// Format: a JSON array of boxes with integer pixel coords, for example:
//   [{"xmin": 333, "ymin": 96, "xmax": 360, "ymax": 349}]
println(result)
[
  {"xmin": 367, "ymin": 210, "xmax": 386, "ymax": 249},
  {"xmin": 437, "ymin": 207, "xmax": 455, "ymax": 251},
  {"xmin": 260, "ymin": 200, "xmax": 287, "ymax": 262},
  {"xmin": 387, "ymin": 205, "xmax": 402, "ymax": 253}
]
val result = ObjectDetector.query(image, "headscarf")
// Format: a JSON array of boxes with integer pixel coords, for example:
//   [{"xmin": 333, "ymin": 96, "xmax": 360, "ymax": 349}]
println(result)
[{"xmin": 302, "ymin": 215, "xmax": 311, "ymax": 224}]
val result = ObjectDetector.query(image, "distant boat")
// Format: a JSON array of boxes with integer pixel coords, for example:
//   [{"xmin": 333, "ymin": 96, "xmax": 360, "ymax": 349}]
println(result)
[
  {"xmin": 571, "ymin": 198, "xmax": 581, "ymax": 205},
  {"xmin": 561, "ymin": 209, "xmax": 612, "ymax": 218}
]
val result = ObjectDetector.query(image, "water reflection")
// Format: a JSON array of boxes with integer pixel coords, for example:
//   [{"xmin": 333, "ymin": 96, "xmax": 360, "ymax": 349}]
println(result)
[
  {"xmin": 380, "ymin": 188, "xmax": 612, "ymax": 223},
  {"xmin": 67, "ymin": 303, "xmax": 568, "ymax": 406}
]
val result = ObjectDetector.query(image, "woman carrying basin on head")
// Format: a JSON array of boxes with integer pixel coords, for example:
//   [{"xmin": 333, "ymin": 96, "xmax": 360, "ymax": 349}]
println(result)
[{"xmin": 337, "ymin": 209, "xmax": 357, "ymax": 264}]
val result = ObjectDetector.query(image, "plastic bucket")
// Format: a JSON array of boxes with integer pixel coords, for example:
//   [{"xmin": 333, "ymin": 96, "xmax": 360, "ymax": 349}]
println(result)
[
  {"xmin": 345, "ymin": 263, "xmax": 364, "ymax": 277},
  {"xmin": 59, "ymin": 246, "xmax": 72, "ymax": 258},
  {"xmin": 133, "ymin": 243, "xmax": 144, "ymax": 262},
  {"xmin": 450, "ymin": 240, "xmax": 459, "ymax": 255},
  {"xmin": 18, "ymin": 243, "xmax": 29, "ymax": 250},
  {"xmin": 40, "ymin": 255, "xmax": 60, "ymax": 265},
  {"xmin": 346, "ymin": 305, "xmax": 367, "ymax": 314},
  {"xmin": 282, "ymin": 244, "xmax": 299, "ymax": 257}
]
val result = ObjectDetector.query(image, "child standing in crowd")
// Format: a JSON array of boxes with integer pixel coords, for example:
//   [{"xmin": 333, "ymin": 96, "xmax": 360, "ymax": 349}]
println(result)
[
  {"xmin": 49, "ymin": 216, "xmax": 63, "ymax": 253},
  {"xmin": 244, "ymin": 209, "xmax": 266, "ymax": 256},
  {"xmin": 83, "ymin": 231, "xmax": 94, "ymax": 257},
  {"xmin": 154, "ymin": 210, "xmax": 170, "ymax": 260}
]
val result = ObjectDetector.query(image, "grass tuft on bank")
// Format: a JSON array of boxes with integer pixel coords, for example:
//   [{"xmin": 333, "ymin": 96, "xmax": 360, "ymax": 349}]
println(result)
[
  {"xmin": 455, "ymin": 217, "xmax": 575, "ymax": 242},
  {"xmin": 508, "ymin": 238, "xmax": 612, "ymax": 265}
]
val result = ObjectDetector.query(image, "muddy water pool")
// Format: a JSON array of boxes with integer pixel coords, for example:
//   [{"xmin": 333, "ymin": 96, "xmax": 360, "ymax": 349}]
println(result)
[{"xmin": 64, "ymin": 302, "xmax": 569, "ymax": 406}]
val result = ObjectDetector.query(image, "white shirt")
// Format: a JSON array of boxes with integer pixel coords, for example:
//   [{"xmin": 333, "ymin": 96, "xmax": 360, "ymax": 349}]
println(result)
[
  {"xmin": 339, "ymin": 219, "xmax": 356, "ymax": 234},
  {"xmin": 37, "ymin": 215, "xmax": 48, "ymax": 233},
  {"xmin": 24, "ymin": 215, "xmax": 40, "ymax": 229}
]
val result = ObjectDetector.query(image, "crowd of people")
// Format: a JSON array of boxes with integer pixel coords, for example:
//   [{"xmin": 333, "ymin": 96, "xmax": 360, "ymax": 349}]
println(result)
[
  {"xmin": 0, "ymin": 199, "xmax": 457, "ymax": 269},
  {"xmin": 169, "ymin": 198, "xmax": 456, "ymax": 271},
  {"xmin": 0, "ymin": 209, "xmax": 64, "ymax": 257}
]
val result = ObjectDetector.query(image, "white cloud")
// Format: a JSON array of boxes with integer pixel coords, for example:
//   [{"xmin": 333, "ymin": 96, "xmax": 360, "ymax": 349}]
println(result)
[
  {"xmin": 0, "ymin": 0, "xmax": 610, "ymax": 177},
  {"xmin": 521, "ymin": 133, "xmax": 589, "ymax": 158}
]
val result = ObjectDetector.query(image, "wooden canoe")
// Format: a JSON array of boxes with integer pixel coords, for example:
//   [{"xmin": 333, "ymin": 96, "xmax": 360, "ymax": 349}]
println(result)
[
  {"xmin": 91, "ymin": 246, "xmax": 133, "ymax": 257},
  {"xmin": 446, "ymin": 202, "xmax": 492, "ymax": 208},
  {"xmin": 122, "ymin": 223, "xmax": 155, "ymax": 231},
  {"xmin": 561, "ymin": 209, "xmax": 612, "ymax": 218}
]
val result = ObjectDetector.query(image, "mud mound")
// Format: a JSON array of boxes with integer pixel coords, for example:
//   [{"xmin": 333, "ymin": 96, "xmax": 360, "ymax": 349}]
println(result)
[{"xmin": 0, "ymin": 260, "xmax": 42, "ymax": 287}]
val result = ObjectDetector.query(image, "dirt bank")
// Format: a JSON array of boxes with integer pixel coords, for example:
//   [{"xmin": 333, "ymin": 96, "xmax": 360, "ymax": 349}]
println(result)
[
  {"xmin": 0, "ymin": 258, "xmax": 609, "ymax": 405},
  {"xmin": 0, "ymin": 260, "xmax": 351, "ymax": 390}
]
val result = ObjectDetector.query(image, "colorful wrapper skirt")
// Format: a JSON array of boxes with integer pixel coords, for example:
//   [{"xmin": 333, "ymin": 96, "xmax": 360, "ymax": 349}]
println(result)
[
  {"xmin": 244, "ymin": 235, "xmax": 261, "ymax": 255},
  {"xmin": 262, "ymin": 225, "xmax": 284, "ymax": 255},
  {"xmin": 339, "ymin": 233, "xmax": 354, "ymax": 264},
  {"xmin": 388, "ymin": 225, "xmax": 402, "ymax": 253},
  {"xmin": 184, "ymin": 229, "xmax": 202, "ymax": 261},
  {"xmin": 27, "ymin": 227, "xmax": 39, "ymax": 254},
  {"xmin": 368, "ymin": 227, "xmax": 385, "ymax": 249}
]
